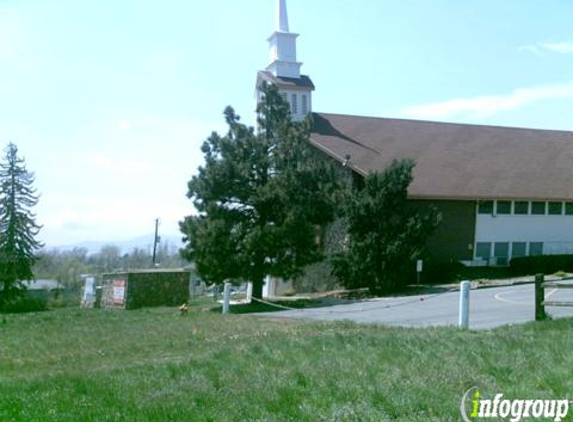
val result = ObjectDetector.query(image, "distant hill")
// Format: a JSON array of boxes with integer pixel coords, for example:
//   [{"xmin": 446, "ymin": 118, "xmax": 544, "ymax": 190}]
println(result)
[{"xmin": 50, "ymin": 234, "xmax": 184, "ymax": 255}]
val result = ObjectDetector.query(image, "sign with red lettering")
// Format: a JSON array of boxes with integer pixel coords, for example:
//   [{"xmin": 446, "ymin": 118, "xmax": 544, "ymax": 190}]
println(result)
[{"xmin": 113, "ymin": 279, "xmax": 126, "ymax": 305}]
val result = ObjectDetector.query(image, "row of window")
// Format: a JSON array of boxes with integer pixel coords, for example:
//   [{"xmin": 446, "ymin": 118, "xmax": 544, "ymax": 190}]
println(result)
[
  {"xmin": 281, "ymin": 92, "xmax": 308, "ymax": 115},
  {"xmin": 475, "ymin": 241, "xmax": 543, "ymax": 265},
  {"xmin": 478, "ymin": 200, "xmax": 573, "ymax": 216}
]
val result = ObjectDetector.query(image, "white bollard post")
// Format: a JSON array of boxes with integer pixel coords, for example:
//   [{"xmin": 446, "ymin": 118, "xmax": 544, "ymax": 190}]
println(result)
[
  {"xmin": 459, "ymin": 280, "xmax": 471, "ymax": 329},
  {"xmin": 246, "ymin": 282, "xmax": 253, "ymax": 303},
  {"xmin": 189, "ymin": 273, "xmax": 195, "ymax": 299},
  {"xmin": 222, "ymin": 282, "xmax": 231, "ymax": 315}
]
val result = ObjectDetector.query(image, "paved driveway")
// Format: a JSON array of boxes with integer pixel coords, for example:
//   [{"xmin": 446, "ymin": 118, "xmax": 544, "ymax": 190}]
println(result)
[{"xmin": 261, "ymin": 283, "xmax": 573, "ymax": 329}]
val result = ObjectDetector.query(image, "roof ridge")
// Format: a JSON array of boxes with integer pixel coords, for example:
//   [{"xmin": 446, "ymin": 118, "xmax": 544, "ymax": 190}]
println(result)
[{"xmin": 312, "ymin": 111, "xmax": 573, "ymax": 134}]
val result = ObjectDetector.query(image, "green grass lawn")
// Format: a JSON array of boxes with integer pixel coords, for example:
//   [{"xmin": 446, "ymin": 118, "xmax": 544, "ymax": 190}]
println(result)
[{"xmin": 0, "ymin": 303, "xmax": 572, "ymax": 422}]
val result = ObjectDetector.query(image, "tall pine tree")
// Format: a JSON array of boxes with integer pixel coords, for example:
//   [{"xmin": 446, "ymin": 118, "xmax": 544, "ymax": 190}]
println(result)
[
  {"xmin": 0, "ymin": 143, "xmax": 43, "ymax": 309},
  {"xmin": 180, "ymin": 83, "xmax": 340, "ymax": 299}
]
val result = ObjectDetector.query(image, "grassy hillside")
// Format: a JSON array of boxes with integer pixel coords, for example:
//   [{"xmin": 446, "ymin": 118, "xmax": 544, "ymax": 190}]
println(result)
[{"xmin": 0, "ymin": 304, "xmax": 571, "ymax": 421}]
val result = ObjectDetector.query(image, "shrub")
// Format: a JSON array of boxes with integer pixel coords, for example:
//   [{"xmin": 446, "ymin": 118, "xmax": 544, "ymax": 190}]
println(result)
[
  {"xmin": 510, "ymin": 255, "xmax": 573, "ymax": 276},
  {"xmin": 49, "ymin": 288, "xmax": 81, "ymax": 308},
  {"xmin": 422, "ymin": 261, "xmax": 470, "ymax": 284},
  {"xmin": 424, "ymin": 261, "xmax": 513, "ymax": 284},
  {"xmin": 1, "ymin": 296, "xmax": 47, "ymax": 313},
  {"xmin": 331, "ymin": 160, "xmax": 440, "ymax": 294}
]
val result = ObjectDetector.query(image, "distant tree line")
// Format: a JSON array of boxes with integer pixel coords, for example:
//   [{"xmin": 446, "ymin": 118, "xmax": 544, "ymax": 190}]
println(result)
[{"xmin": 34, "ymin": 243, "xmax": 186, "ymax": 290}]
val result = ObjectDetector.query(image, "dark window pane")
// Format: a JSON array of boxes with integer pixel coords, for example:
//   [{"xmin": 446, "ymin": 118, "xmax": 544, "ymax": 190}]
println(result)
[
  {"xmin": 529, "ymin": 242, "xmax": 543, "ymax": 256},
  {"xmin": 548, "ymin": 202, "xmax": 563, "ymax": 215},
  {"xmin": 291, "ymin": 93, "xmax": 298, "ymax": 114},
  {"xmin": 494, "ymin": 242, "xmax": 509, "ymax": 266},
  {"xmin": 496, "ymin": 201, "xmax": 511, "ymax": 214},
  {"xmin": 514, "ymin": 201, "xmax": 529, "ymax": 215},
  {"xmin": 475, "ymin": 243, "xmax": 491, "ymax": 260},
  {"xmin": 478, "ymin": 201, "xmax": 494, "ymax": 214},
  {"xmin": 565, "ymin": 203, "xmax": 573, "ymax": 215},
  {"xmin": 512, "ymin": 242, "xmax": 526, "ymax": 258},
  {"xmin": 531, "ymin": 202, "xmax": 546, "ymax": 215}
]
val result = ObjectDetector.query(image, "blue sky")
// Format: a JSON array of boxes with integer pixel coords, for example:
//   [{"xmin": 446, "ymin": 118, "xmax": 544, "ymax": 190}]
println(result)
[{"xmin": 0, "ymin": 0, "xmax": 572, "ymax": 248}]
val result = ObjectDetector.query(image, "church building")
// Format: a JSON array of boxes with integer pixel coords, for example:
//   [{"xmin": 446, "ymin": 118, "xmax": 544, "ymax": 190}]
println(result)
[{"xmin": 256, "ymin": 0, "xmax": 573, "ymax": 267}]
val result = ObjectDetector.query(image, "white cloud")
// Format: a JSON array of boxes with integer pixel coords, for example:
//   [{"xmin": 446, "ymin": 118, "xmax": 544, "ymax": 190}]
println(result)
[
  {"xmin": 540, "ymin": 41, "xmax": 573, "ymax": 54},
  {"xmin": 40, "ymin": 195, "xmax": 184, "ymax": 245},
  {"xmin": 34, "ymin": 113, "xmax": 225, "ymax": 246},
  {"xmin": 519, "ymin": 41, "xmax": 573, "ymax": 55},
  {"xmin": 401, "ymin": 81, "xmax": 573, "ymax": 120}
]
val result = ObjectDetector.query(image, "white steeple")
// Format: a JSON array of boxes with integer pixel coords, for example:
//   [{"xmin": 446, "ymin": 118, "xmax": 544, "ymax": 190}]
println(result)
[
  {"xmin": 256, "ymin": 0, "xmax": 314, "ymax": 122},
  {"xmin": 276, "ymin": 0, "xmax": 289, "ymax": 33},
  {"xmin": 266, "ymin": 0, "xmax": 301, "ymax": 78}
]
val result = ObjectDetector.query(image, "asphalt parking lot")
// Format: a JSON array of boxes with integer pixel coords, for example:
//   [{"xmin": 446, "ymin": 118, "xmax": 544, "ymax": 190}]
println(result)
[{"xmin": 262, "ymin": 283, "xmax": 573, "ymax": 329}]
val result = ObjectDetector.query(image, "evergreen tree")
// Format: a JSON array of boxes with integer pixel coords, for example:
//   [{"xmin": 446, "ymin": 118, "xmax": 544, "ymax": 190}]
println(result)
[
  {"xmin": 180, "ymin": 83, "xmax": 340, "ymax": 299},
  {"xmin": 0, "ymin": 143, "xmax": 43, "ymax": 309},
  {"xmin": 331, "ymin": 159, "xmax": 441, "ymax": 294}
]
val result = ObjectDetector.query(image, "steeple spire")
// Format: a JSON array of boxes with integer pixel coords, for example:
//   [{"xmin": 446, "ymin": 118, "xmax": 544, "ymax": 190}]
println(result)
[
  {"xmin": 276, "ymin": 0, "xmax": 289, "ymax": 33},
  {"xmin": 266, "ymin": 0, "xmax": 300, "ymax": 78}
]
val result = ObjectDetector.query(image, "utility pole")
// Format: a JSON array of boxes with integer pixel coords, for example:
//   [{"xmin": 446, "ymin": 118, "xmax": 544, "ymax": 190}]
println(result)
[{"xmin": 152, "ymin": 218, "xmax": 160, "ymax": 267}]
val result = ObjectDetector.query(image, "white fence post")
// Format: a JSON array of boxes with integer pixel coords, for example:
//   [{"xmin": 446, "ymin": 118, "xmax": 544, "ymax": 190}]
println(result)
[
  {"xmin": 246, "ymin": 282, "xmax": 253, "ymax": 303},
  {"xmin": 189, "ymin": 273, "xmax": 195, "ymax": 299},
  {"xmin": 222, "ymin": 282, "xmax": 232, "ymax": 315},
  {"xmin": 459, "ymin": 280, "xmax": 470, "ymax": 329}
]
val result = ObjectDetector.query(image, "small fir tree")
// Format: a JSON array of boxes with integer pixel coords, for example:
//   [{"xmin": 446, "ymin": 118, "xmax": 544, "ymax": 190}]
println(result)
[{"xmin": 0, "ymin": 143, "xmax": 43, "ymax": 309}]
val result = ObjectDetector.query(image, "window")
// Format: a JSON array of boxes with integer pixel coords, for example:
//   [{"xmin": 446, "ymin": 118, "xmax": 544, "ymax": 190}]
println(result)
[
  {"xmin": 475, "ymin": 242, "xmax": 491, "ymax": 260},
  {"xmin": 512, "ymin": 242, "xmax": 526, "ymax": 259},
  {"xmin": 529, "ymin": 242, "xmax": 543, "ymax": 256},
  {"xmin": 514, "ymin": 201, "xmax": 529, "ymax": 215},
  {"xmin": 496, "ymin": 201, "xmax": 511, "ymax": 214},
  {"xmin": 531, "ymin": 202, "xmax": 546, "ymax": 215},
  {"xmin": 566, "ymin": 203, "xmax": 573, "ymax": 215},
  {"xmin": 291, "ymin": 93, "xmax": 298, "ymax": 114},
  {"xmin": 281, "ymin": 92, "xmax": 287, "ymax": 102},
  {"xmin": 478, "ymin": 201, "xmax": 494, "ymax": 214},
  {"xmin": 548, "ymin": 202, "xmax": 563, "ymax": 215},
  {"xmin": 494, "ymin": 242, "xmax": 509, "ymax": 266},
  {"xmin": 302, "ymin": 94, "xmax": 308, "ymax": 114}
]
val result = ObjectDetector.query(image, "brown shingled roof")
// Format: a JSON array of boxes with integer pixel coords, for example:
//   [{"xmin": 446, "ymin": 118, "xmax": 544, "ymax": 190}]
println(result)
[{"xmin": 310, "ymin": 112, "xmax": 573, "ymax": 201}]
